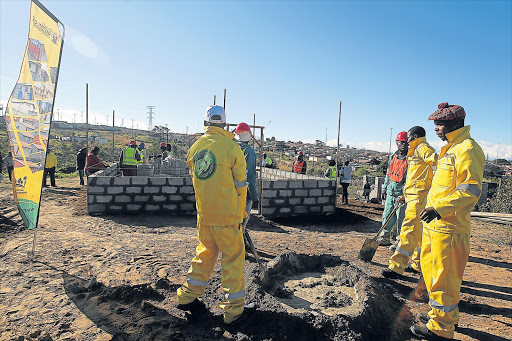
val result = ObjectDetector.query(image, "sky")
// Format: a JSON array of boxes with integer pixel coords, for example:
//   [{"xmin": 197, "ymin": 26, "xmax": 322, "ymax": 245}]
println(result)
[{"xmin": 1, "ymin": 0, "xmax": 511, "ymax": 159}]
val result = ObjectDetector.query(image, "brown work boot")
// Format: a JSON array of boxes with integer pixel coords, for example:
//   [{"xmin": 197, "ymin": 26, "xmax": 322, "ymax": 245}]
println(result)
[
  {"xmin": 410, "ymin": 324, "xmax": 451, "ymax": 340},
  {"xmin": 417, "ymin": 313, "xmax": 458, "ymax": 330}
]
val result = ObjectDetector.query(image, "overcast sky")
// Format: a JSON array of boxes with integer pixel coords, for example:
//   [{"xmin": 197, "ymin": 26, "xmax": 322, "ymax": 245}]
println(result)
[{"xmin": 1, "ymin": 0, "xmax": 511, "ymax": 159}]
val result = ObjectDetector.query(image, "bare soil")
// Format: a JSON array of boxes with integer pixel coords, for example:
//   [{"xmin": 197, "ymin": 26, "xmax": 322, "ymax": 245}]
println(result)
[{"xmin": 0, "ymin": 178, "xmax": 511, "ymax": 341}]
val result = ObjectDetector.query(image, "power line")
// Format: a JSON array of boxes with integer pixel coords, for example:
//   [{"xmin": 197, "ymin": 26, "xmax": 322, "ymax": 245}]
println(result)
[{"xmin": 147, "ymin": 106, "xmax": 155, "ymax": 131}]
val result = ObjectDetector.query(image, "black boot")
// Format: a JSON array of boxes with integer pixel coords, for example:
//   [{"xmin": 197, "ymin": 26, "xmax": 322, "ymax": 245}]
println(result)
[
  {"xmin": 410, "ymin": 324, "xmax": 451, "ymax": 340},
  {"xmin": 177, "ymin": 299, "xmax": 208, "ymax": 323}
]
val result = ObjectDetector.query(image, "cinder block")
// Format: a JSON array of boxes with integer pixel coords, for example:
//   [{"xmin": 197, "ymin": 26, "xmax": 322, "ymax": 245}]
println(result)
[
  {"xmin": 261, "ymin": 199, "xmax": 271, "ymax": 207},
  {"xmin": 113, "ymin": 177, "xmax": 131, "ymax": 186},
  {"xmin": 278, "ymin": 190, "xmax": 292, "ymax": 197},
  {"xmin": 323, "ymin": 189, "xmax": 335, "ymax": 196},
  {"xmin": 134, "ymin": 195, "xmax": 150, "ymax": 202},
  {"xmin": 186, "ymin": 195, "xmax": 196, "ymax": 202},
  {"xmin": 273, "ymin": 181, "xmax": 287, "ymax": 189},
  {"xmin": 168, "ymin": 195, "xmax": 183, "ymax": 201},
  {"xmin": 294, "ymin": 206, "xmax": 308, "ymax": 214},
  {"xmin": 96, "ymin": 195, "xmax": 113, "ymax": 203},
  {"xmin": 87, "ymin": 177, "xmax": 96, "ymax": 186},
  {"xmin": 309, "ymin": 189, "xmax": 322, "ymax": 196},
  {"xmin": 323, "ymin": 205, "xmax": 335, "ymax": 213},
  {"xmin": 289, "ymin": 198, "xmax": 301, "ymax": 205},
  {"xmin": 163, "ymin": 204, "xmax": 178, "ymax": 210},
  {"xmin": 88, "ymin": 187, "xmax": 105, "ymax": 194},
  {"xmin": 144, "ymin": 187, "xmax": 160, "ymax": 194},
  {"xmin": 107, "ymin": 187, "xmax": 124, "ymax": 194},
  {"xmin": 262, "ymin": 181, "xmax": 272, "ymax": 189},
  {"xmin": 262, "ymin": 207, "xmax": 276, "ymax": 216},
  {"xmin": 185, "ymin": 177, "xmax": 193, "ymax": 185},
  {"xmin": 180, "ymin": 203, "xmax": 194, "ymax": 211},
  {"xmin": 318, "ymin": 181, "xmax": 332, "ymax": 188},
  {"xmin": 145, "ymin": 204, "xmax": 161, "ymax": 211},
  {"xmin": 115, "ymin": 195, "xmax": 131, "ymax": 203},
  {"xmin": 304, "ymin": 180, "xmax": 317, "ymax": 188},
  {"xmin": 88, "ymin": 196, "xmax": 95, "ymax": 204},
  {"xmin": 280, "ymin": 207, "xmax": 292, "ymax": 213},
  {"xmin": 127, "ymin": 204, "xmax": 142, "ymax": 212},
  {"xmin": 88, "ymin": 204, "xmax": 105, "ymax": 214},
  {"xmin": 168, "ymin": 178, "xmax": 184, "ymax": 186},
  {"xmin": 310, "ymin": 206, "xmax": 321, "ymax": 213},
  {"xmin": 96, "ymin": 177, "xmax": 113, "ymax": 186},
  {"xmin": 126, "ymin": 187, "xmax": 142, "ymax": 194},
  {"xmin": 153, "ymin": 195, "xmax": 166, "ymax": 202},
  {"xmin": 295, "ymin": 189, "xmax": 308, "ymax": 196},
  {"xmin": 108, "ymin": 205, "xmax": 124, "ymax": 213},
  {"xmin": 132, "ymin": 177, "xmax": 149, "ymax": 185},
  {"xmin": 318, "ymin": 197, "xmax": 330, "ymax": 204},
  {"xmin": 180, "ymin": 186, "xmax": 194, "ymax": 194},
  {"xmin": 162, "ymin": 187, "xmax": 178, "ymax": 194},
  {"xmin": 288, "ymin": 181, "xmax": 303, "ymax": 189},
  {"xmin": 303, "ymin": 198, "xmax": 317, "ymax": 205},
  {"xmin": 150, "ymin": 177, "xmax": 167, "ymax": 186},
  {"xmin": 262, "ymin": 190, "xmax": 277, "ymax": 198},
  {"xmin": 273, "ymin": 199, "xmax": 285, "ymax": 205}
]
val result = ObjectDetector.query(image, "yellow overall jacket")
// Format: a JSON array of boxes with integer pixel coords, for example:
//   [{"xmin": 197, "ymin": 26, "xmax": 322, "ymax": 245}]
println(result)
[
  {"xmin": 425, "ymin": 126, "xmax": 485, "ymax": 234},
  {"xmin": 403, "ymin": 137, "xmax": 437, "ymax": 200},
  {"xmin": 45, "ymin": 152, "xmax": 57, "ymax": 168},
  {"xmin": 187, "ymin": 126, "xmax": 247, "ymax": 226}
]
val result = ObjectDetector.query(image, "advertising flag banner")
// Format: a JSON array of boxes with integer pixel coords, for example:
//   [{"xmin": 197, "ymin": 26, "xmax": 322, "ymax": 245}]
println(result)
[{"xmin": 4, "ymin": 0, "xmax": 64, "ymax": 229}]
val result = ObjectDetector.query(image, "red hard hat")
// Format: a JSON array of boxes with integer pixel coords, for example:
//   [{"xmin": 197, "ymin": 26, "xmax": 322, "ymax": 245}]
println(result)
[
  {"xmin": 160, "ymin": 142, "xmax": 167, "ymax": 147},
  {"xmin": 395, "ymin": 132, "xmax": 407, "ymax": 142},
  {"xmin": 298, "ymin": 151, "xmax": 303, "ymax": 156},
  {"xmin": 129, "ymin": 140, "xmax": 137, "ymax": 145},
  {"xmin": 235, "ymin": 122, "xmax": 251, "ymax": 134}
]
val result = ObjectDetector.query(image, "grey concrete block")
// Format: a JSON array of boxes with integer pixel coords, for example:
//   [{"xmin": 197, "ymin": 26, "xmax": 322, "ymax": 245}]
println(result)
[
  {"xmin": 261, "ymin": 199, "xmax": 271, "ymax": 206},
  {"xmin": 126, "ymin": 187, "xmax": 142, "ymax": 194},
  {"xmin": 180, "ymin": 186, "xmax": 194, "ymax": 194},
  {"xmin": 162, "ymin": 187, "xmax": 178, "ymax": 194},
  {"xmin": 88, "ymin": 186, "xmax": 105, "ymax": 194},
  {"xmin": 88, "ymin": 204, "xmax": 106, "ymax": 214},
  {"xmin": 163, "ymin": 204, "xmax": 178, "ymax": 210},
  {"xmin": 107, "ymin": 187, "xmax": 124, "ymax": 194},
  {"xmin": 108, "ymin": 205, "xmax": 124, "ymax": 212},
  {"xmin": 309, "ymin": 189, "xmax": 322, "ymax": 196},
  {"xmin": 317, "ymin": 197, "xmax": 330, "ymax": 204},
  {"xmin": 145, "ymin": 204, "xmax": 161, "ymax": 211},
  {"xmin": 295, "ymin": 189, "xmax": 308, "ymax": 196},
  {"xmin": 127, "ymin": 204, "xmax": 142, "ymax": 212},
  {"xmin": 186, "ymin": 195, "xmax": 196, "ymax": 202},
  {"xmin": 303, "ymin": 197, "xmax": 317, "ymax": 205},
  {"xmin": 262, "ymin": 190, "xmax": 277, "ymax": 198},
  {"xmin": 323, "ymin": 189, "xmax": 335, "ymax": 196},
  {"xmin": 180, "ymin": 203, "xmax": 195, "ymax": 211},
  {"xmin": 96, "ymin": 177, "xmax": 113, "ymax": 186},
  {"xmin": 310, "ymin": 206, "xmax": 321, "ymax": 213},
  {"xmin": 115, "ymin": 195, "xmax": 131, "ymax": 203},
  {"xmin": 262, "ymin": 207, "xmax": 276, "ymax": 216},
  {"xmin": 144, "ymin": 187, "xmax": 160, "ymax": 194},
  {"xmin": 168, "ymin": 195, "xmax": 183, "ymax": 201},
  {"xmin": 96, "ymin": 195, "xmax": 113, "ymax": 203},
  {"xmin": 278, "ymin": 190, "xmax": 292, "ymax": 197},
  {"xmin": 304, "ymin": 180, "xmax": 317, "ymax": 188},
  {"xmin": 280, "ymin": 207, "xmax": 292, "ymax": 213},
  {"xmin": 289, "ymin": 198, "xmax": 301, "ymax": 205},
  {"xmin": 132, "ymin": 177, "xmax": 149, "ymax": 185},
  {"xmin": 262, "ymin": 181, "xmax": 271, "ymax": 189},
  {"xmin": 134, "ymin": 195, "xmax": 150, "ymax": 202},
  {"xmin": 168, "ymin": 178, "xmax": 184, "ymax": 186},
  {"xmin": 318, "ymin": 181, "xmax": 332, "ymax": 188},
  {"xmin": 88, "ymin": 196, "xmax": 95, "ymax": 204},
  {"xmin": 150, "ymin": 177, "xmax": 167, "ymax": 186},
  {"xmin": 323, "ymin": 205, "xmax": 335, "ymax": 213},
  {"xmin": 87, "ymin": 177, "xmax": 96, "ymax": 186},
  {"xmin": 273, "ymin": 199, "xmax": 285, "ymax": 205},
  {"xmin": 273, "ymin": 181, "xmax": 287, "ymax": 189},
  {"xmin": 153, "ymin": 195, "xmax": 166, "ymax": 202},
  {"xmin": 185, "ymin": 177, "xmax": 193, "ymax": 185},
  {"xmin": 113, "ymin": 177, "xmax": 131, "ymax": 186},
  {"xmin": 288, "ymin": 181, "xmax": 303, "ymax": 189},
  {"xmin": 294, "ymin": 206, "xmax": 308, "ymax": 214}
]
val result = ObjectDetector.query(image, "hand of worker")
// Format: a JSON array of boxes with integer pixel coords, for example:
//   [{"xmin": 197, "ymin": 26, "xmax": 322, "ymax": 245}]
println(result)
[
  {"xmin": 381, "ymin": 192, "xmax": 387, "ymax": 200},
  {"xmin": 397, "ymin": 195, "xmax": 405, "ymax": 203},
  {"xmin": 420, "ymin": 207, "xmax": 441, "ymax": 223}
]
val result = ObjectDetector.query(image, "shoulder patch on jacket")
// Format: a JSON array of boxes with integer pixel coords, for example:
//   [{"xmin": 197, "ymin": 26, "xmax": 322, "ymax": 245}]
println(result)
[{"xmin": 193, "ymin": 149, "xmax": 216, "ymax": 180}]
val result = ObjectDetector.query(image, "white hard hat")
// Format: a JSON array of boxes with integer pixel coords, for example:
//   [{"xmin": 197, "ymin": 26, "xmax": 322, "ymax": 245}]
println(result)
[{"xmin": 205, "ymin": 105, "xmax": 226, "ymax": 124}]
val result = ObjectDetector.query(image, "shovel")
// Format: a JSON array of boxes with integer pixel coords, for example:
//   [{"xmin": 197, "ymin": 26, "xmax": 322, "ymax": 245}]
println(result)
[
  {"xmin": 241, "ymin": 203, "xmax": 268, "ymax": 281},
  {"xmin": 358, "ymin": 202, "xmax": 404, "ymax": 262}
]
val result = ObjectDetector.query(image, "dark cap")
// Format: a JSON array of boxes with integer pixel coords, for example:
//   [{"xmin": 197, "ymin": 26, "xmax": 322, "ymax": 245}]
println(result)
[{"xmin": 428, "ymin": 102, "xmax": 466, "ymax": 121}]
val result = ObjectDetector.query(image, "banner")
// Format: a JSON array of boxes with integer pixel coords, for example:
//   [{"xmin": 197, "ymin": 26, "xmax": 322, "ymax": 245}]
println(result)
[{"xmin": 4, "ymin": 0, "xmax": 64, "ymax": 229}]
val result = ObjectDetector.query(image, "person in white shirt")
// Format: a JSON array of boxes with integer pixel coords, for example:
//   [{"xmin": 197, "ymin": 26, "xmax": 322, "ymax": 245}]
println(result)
[{"xmin": 339, "ymin": 160, "xmax": 352, "ymax": 204}]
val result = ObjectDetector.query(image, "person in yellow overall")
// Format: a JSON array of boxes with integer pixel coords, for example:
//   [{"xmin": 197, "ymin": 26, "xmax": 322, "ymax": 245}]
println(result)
[
  {"xmin": 177, "ymin": 105, "xmax": 254, "ymax": 325},
  {"xmin": 381, "ymin": 126, "xmax": 437, "ymax": 279},
  {"xmin": 411, "ymin": 103, "xmax": 484, "ymax": 340}
]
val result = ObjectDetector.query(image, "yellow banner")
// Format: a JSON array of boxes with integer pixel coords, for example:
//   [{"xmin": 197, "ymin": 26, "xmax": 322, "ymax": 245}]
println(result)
[{"xmin": 5, "ymin": 0, "xmax": 64, "ymax": 229}]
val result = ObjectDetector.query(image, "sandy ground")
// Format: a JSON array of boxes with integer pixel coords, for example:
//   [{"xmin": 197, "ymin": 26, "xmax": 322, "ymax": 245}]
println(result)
[{"xmin": 0, "ymin": 178, "xmax": 511, "ymax": 340}]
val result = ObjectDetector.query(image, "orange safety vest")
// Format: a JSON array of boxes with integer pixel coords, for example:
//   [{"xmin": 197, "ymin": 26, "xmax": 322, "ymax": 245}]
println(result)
[
  {"xmin": 293, "ymin": 160, "xmax": 305, "ymax": 173},
  {"xmin": 388, "ymin": 154, "xmax": 408, "ymax": 183}
]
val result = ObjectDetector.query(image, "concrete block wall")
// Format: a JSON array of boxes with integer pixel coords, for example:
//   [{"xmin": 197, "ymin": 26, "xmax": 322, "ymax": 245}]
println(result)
[
  {"xmin": 260, "ymin": 169, "xmax": 336, "ymax": 217},
  {"xmin": 87, "ymin": 165, "xmax": 195, "ymax": 215}
]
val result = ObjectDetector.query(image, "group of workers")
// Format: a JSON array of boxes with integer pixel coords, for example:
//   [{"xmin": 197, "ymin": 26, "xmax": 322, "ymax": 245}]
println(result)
[
  {"xmin": 177, "ymin": 102, "xmax": 484, "ymax": 340},
  {"xmin": 377, "ymin": 102, "xmax": 484, "ymax": 341},
  {"xmin": 325, "ymin": 160, "xmax": 352, "ymax": 204}
]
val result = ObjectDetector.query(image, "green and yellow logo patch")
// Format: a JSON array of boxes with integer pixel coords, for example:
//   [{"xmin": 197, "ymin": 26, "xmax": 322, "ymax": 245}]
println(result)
[{"xmin": 193, "ymin": 149, "xmax": 216, "ymax": 180}]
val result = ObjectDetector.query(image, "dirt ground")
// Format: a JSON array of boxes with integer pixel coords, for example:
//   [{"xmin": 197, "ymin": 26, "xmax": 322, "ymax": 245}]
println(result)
[{"xmin": 0, "ymin": 178, "xmax": 511, "ymax": 341}]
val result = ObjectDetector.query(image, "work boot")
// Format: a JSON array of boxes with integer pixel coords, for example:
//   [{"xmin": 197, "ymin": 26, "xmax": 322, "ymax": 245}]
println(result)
[
  {"xmin": 410, "ymin": 324, "xmax": 451, "ymax": 340},
  {"xmin": 224, "ymin": 303, "xmax": 257, "ymax": 326},
  {"xmin": 381, "ymin": 268, "xmax": 405, "ymax": 279},
  {"xmin": 376, "ymin": 237, "xmax": 391, "ymax": 246},
  {"xmin": 177, "ymin": 299, "xmax": 208, "ymax": 323},
  {"xmin": 405, "ymin": 264, "xmax": 420, "ymax": 274},
  {"xmin": 417, "ymin": 313, "xmax": 458, "ymax": 330}
]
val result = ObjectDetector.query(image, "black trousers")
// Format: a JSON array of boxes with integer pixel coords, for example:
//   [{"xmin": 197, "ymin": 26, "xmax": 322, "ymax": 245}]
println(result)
[
  {"xmin": 43, "ymin": 167, "xmax": 56, "ymax": 186},
  {"xmin": 341, "ymin": 182, "xmax": 350, "ymax": 203}
]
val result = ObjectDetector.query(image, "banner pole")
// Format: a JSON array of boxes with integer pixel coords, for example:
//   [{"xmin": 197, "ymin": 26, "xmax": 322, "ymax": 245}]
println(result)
[
  {"xmin": 112, "ymin": 110, "xmax": 115, "ymax": 161},
  {"xmin": 86, "ymin": 83, "xmax": 89, "ymax": 154},
  {"xmin": 30, "ymin": 229, "xmax": 37, "ymax": 258},
  {"xmin": 223, "ymin": 89, "xmax": 226, "ymax": 111},
  {"xmin": 336, "ymin": 101, "xmax": 342, "ymax": 192}
]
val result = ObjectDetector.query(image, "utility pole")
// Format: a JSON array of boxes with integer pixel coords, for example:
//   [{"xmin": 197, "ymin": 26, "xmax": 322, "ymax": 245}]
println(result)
[
  {"xmin": 81, "ymin": 111, "xmax": 83, "ymax": 123},
  {"xmin": 121, "ymin": 119, "xmax": 124, "ymax": 128},
  {"xmin": 147, "ymin": 106, "xmax": 155, "ymax": 131},
  {"xmin": 325, "ymin": 128, "xmax": 327, "ymax": 146},
  {"xmin": 73, "ymin": 113, "xmax": 76, "ymax": 123},
  {"xmin": 388, "ymin": 128, "xmax": 393, "ymax": 155},
  {"xmin": 112, "ymin": 110, "xmax": 115, "ymax": 160},
  {"xmin": 497, "ymin": 143, "xmax": 500, "ymax": 160},
  {"xmin": 131, "ymin": 119, "xmax": 134, "ymax": 139},
  {"xmin": 165, "ymin": 124, "xmax": 169, "ymax": 143},
  {"xmin": 86, "ymin": 84, "xmax": 89, "ymax": 153}
]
